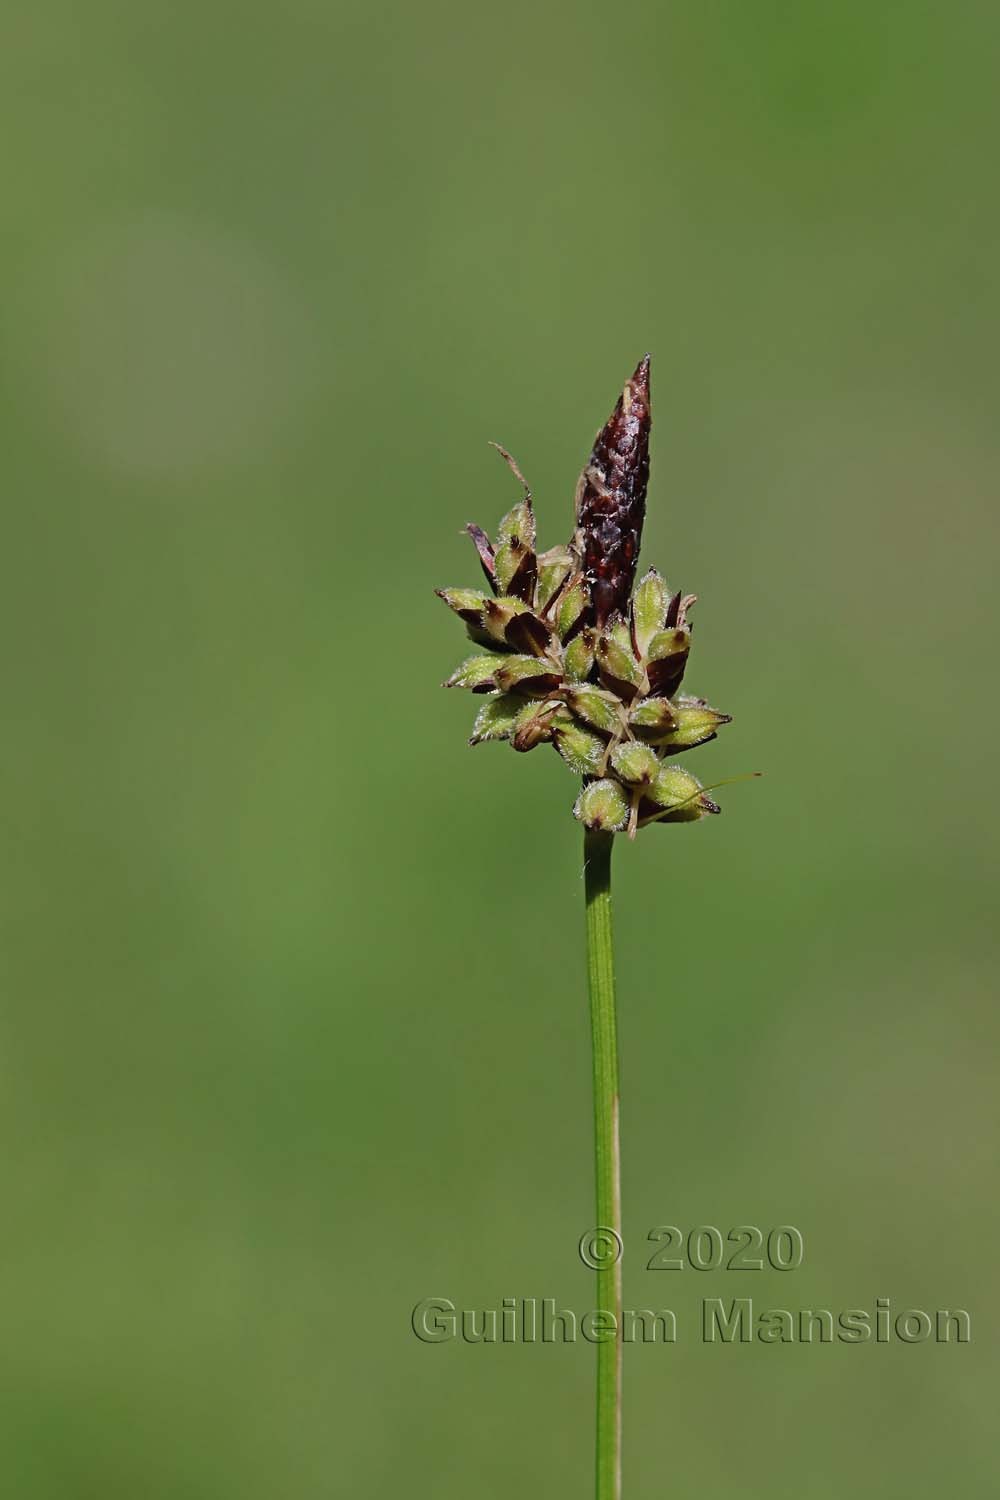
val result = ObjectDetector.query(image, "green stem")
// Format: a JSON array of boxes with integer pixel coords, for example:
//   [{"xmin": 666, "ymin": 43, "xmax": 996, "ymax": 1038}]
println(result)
[{"xmin": 584, "ymin": 829, "xmax": 622, "ymax": 1500}]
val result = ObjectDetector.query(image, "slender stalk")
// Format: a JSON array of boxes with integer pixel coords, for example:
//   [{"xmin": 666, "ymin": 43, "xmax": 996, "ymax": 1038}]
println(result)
[{"xmin": 584, "ymin": 829, "xmax": 622, "ymax": 1500}]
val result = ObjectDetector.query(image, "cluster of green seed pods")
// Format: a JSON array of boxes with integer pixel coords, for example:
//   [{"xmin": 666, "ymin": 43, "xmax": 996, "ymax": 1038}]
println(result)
[
  {"xmin": 438, "ymin": 496, "xmax": 729, "ymax": 838},
  {"xmin": 437, "ymin": 360, "xmax": 732, "ymax": 836}
]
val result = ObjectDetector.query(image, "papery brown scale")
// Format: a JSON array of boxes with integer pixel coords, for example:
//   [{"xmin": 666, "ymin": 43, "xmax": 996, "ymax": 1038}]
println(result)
[
  {"xmin": 573, "ymin": 355, "xmax": 651, "ymax": 627},
  {"xmin": 505, "ymin": 609, "xmax": 555, "ymax": 656},
  {"xmin": 665, "ymin": 591, "xmax": 697, "ymax": 629},
  {"xmin": 465, "ymin": 524, "xmax": 497, "ymax": 592},
  {"xmin": 504, "ymin": 543, "xmax": 538, "ymax": 604}
]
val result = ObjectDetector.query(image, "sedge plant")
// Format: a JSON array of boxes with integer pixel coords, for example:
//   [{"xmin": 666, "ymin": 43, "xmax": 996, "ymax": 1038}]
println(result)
[{"xmin": 437, "ymin": 356, "xmax": 740, "ymax": 1500}]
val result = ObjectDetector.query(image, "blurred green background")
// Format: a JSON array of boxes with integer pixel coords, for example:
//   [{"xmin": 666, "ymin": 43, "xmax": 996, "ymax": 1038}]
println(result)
[{"xmin": 1, "ymin": 1, "xmax": 997, "ymax": 1494}]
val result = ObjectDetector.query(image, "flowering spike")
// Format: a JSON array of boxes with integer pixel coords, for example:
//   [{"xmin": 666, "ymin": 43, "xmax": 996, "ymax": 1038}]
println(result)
[
  {"xmin": 437, "ymin": 357, "xmax": 744, "ymax": 834},
  {"xmin": 573, "ymin": 355, "xmax": 651, "ymax": 627}
]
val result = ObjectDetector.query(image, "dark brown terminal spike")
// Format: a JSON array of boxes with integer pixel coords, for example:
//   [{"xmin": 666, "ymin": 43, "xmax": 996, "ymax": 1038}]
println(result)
[{"xmin": 573, "ymin": 355, "xmax": 651, "ymax": 627}]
